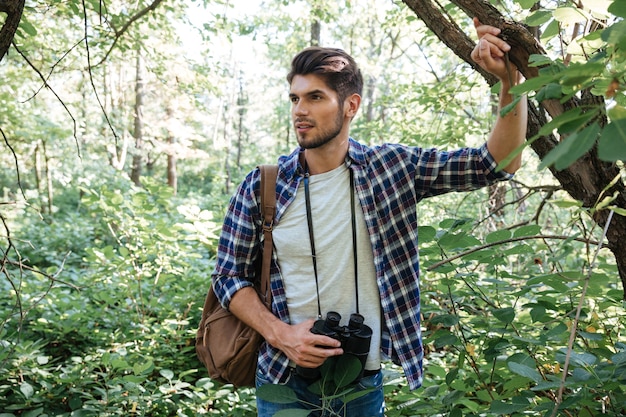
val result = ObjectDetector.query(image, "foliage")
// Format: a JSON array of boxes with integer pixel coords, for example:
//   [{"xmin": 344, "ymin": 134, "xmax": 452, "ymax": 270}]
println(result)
[
  {"xmin": 0, "ymin": 177, "xmax": 246, "ymax": 416},
  {"xmin": 384, "ymin": 208, "xmax": 626, "ymax": 416},
  {"xmin": 256, "ymin": 355, "xmax": 373, "ymax": 416},
  {"xmin": 507, "ymin": 0, "xmax": 626, "ymax": 169}
]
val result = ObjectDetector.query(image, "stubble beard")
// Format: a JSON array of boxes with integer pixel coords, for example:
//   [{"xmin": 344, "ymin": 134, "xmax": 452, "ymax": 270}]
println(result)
[{"xmin": 296, "ymin": 108, "xmax": 345, "ymax": 150}]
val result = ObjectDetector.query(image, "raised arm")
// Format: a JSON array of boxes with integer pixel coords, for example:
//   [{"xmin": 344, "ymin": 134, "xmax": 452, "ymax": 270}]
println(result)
[{"xmin": 471, "ymin": 17, "xmax": 528, "ymax": 174}]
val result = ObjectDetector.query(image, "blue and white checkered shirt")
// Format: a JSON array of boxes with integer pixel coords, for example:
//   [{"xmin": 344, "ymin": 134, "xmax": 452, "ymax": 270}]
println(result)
[{"xmin": 212, "ymin": 138, "xmax": 512, "ymax": 390}]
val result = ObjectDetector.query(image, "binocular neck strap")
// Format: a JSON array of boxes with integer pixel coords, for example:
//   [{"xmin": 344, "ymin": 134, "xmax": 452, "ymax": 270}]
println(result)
[{"xmin": 303, "ymin": 166, "xmax": 359, "ymax": 319}]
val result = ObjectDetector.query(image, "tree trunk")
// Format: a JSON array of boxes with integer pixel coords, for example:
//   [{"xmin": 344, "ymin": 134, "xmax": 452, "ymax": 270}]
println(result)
[
  {"xmin": 402, "ymin": 0, "xmax": 626, "ymax": 297},
  {"xmin": 311, "ymin": 20, "xmax": 321, "ymax": 46},
  {"xmin": 166, "ymin": 107, "xmax": 177, "ymax": 195},
  {"xmin": 236, "ymin": 75, "xmax": 245, "ymax": 169},
  {"xmin": 43, "ymin": 139, "xmax": 53, "ymax": 216},
  {"xmin": 130, "ymin": 47, "xmax": 144, "ymax": 186},
  {"xmin": 0, "ymin": 0, "xmax": 25, "ymax": 61}
]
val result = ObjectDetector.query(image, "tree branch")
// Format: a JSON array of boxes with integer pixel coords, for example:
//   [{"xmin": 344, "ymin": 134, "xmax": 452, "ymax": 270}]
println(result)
[
  {"xmin": 95, "ymin": 0, "xmax": 165, "ymax": 66},
  {"xmin": 426, "ymin": 234, "xmax": 600, "ymax": 271},
  {"xmin": 0, "ymin": 0, "xmax": 25, "ymax": 61},
  {"xmin": 13, "ymin": 44, "xmax": 81, "ymax": 156},
  {"xmin": 0, "ymin": 127, "xmax": 25, "ymax": 200},
  {"xmin": 81, "ymin": 0, "xmax": 119, "ymax": 147}
]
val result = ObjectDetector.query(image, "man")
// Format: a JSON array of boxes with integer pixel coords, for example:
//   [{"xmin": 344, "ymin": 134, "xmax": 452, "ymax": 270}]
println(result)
[{"xmin": 211, "ymin": 18, "xmax": 527, "ymax": 416}]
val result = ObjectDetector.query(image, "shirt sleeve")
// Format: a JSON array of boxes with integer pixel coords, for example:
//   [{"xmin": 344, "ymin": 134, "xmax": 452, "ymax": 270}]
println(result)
[
  {"xmin": 211, "ymin": 168, "xmax": 263, "ymax": 310},
  {"xmin": 416, "ymin": 142, "xmax": 513, "ymax": 198}
]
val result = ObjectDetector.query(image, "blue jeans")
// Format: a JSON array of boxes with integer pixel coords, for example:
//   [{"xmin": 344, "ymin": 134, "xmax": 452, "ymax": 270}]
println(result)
[{"xmin": 255, "ymin": 367, "xmax": 385, "ymax": 417}]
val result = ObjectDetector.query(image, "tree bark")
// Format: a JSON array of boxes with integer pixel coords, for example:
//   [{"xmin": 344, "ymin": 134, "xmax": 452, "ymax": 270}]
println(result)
[
  {"xmin": 402, "ymin": 0, "xmax": 626, "ymax": 297},
  {"xmin": 130, "ymin": 47, "xmax": 144, "ymax": 186},
  {"xmin": 0, "ymin": 0, "xmax": 24, "ymax": 61},
  {"xmin": 166, "ymin": 107, "xmax": 177, "ymax": 195}
]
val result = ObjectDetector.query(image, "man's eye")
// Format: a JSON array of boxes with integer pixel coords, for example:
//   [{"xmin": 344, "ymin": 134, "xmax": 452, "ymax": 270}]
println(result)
[{"xmin": 290, "ymin": 97, "xmax": 299, "ymax": 103}]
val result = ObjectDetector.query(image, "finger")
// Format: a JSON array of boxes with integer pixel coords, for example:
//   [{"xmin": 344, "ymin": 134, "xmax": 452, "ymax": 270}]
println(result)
[
  {"xmin": 482, "ymin": 34, "xmax": 511, "ymax": 55},
  {"xmin": 473, "ymin": 17, "xmax": 501, "ymax": 38},
  {"xmin": 311, "ymin": 334, "xmax": 341, "ymax": 349},
  {"xmin": 477, "ymin": 39, "xmax": 499, "ymax": 68},
  {"xmin": 475, "ymin": 39, "xmax": 509, "ymax": 63}
]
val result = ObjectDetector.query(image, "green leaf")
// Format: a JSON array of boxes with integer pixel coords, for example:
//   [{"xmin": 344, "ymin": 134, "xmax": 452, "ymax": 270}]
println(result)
[
  {"xmin": 449, "ymin": 407, "xmax": 463, "ymax": 417},
  {"xmin": 434, "ymin": 332, "xmax": 460, "ymax": 348},
  {"xmin": 561, "ymin": 62, "xmax": 607, "ymax": 86},
  {"xmin": 525, "ymin": 10, "xmax": 552, "ymax": 26},
  {"xmin": 585, "ymin": 0, "xmax": 613, "ymax": 16},
  {"xmin": 501, "ymin": 95, "xmax": 524, "ymax": 117},
  {"xmin": 611, "ymin": 350, "xmax": 626, "ymax": 364},
  {"xmin": 334, "ymin": 355, "xmax": 362, "ymax": 388},
  {"xmin": 485, "ymin": 229, "xmax": 512, "ymax": 244},
  {"xmin": 111, "ymin": 193, "xmax": 124, "ymax": 205},
  {"xmin": 490, "ymin": 397, "xmax": 531, "ymax": 413},
  {"xmin": 513, "ymin": 224, "xmax": 541, "ymax": 237},
  {"xmin": 598, "ymin": 119, "xmax": 626, "ymax": 161},
  {"xmin": 446, "ymin": 368, "xmax": 459, "ymax": 386},
  {"xmin": 553, "ymin": 7, "xmax": 591, "ymax": 24},
  {"xmin": 274, "ymin": 410, "xmax": 310, "ymax": 417},
  {"xmin": 528, "ymin": 54, "xmax": 554, "ymax": 67},
  {"xmin": 601, "ymin": 20, "xmax": 626, "ymax": 48},
  {"xmin": 19, "ymin": 20, "xmax": 38, "ymax": 37},
  {"xmin": 134, "ymin": 360, "xmax": 154, "ymax": 375},
  {"xmin": 608, "ymin": 105, "xmax": 626, "ymax": 121},
  {"xmin": 256, "ymin": 384, "xmax": 299, "ymax": 404},
  {"xmin": 609, "ymin": 0, "xmax": 626, "ymax": 17},
  {"xmin": 418, "ymin": 225, "xmax": 437, "ymax": 243},
  {"xmin": 20, "ymin": 382, "xmax": 34, "ymax": 399},
  {"xmin": 159, "ymin": 369, "xmax": 174, "ymax": 380},
  {"xmin": 550, "ymin": 199, "xmax": 582, "ymax": 208},
  {"xmin": 442, "ymin": 389, "xmax": 465, "ymax": 406},
  {"xmin": 563, "ymin": 351, "xmax": 598, "ymax": 366},
  {"xmin": 492, "ymin": 307, "xmax": 515, "ymax": 324},
  {"xmin": 530, "ymin": 305, "xmax": 547, "ymax": 322},
  {"xmin": 510, "ymin": 74, "xmax": 559, "ymax": 95},
  {"xmin": 539, "ymin": 122, "xmax": 600, "ymax": 170},
  {"xmin": 430, "ymin": 314, "xmax": 460, "ymax": 327},
  {"xmin": 343, "ymin": 387, "xmax": 376, "ymax": 403},
  {"xmin": 537, "ymin": 107, "xmax": 585, "ymax": 137},
  {"xmin": 508, "ymin": 362, "xmax": 542, "ymax": 383},
  {"xmin": 535, "ymin": 83, "xmax": 563, "ymax": 102},
  {"xmin": 517, "ymin": 0, "xmax": 541, "ymax": 10}
]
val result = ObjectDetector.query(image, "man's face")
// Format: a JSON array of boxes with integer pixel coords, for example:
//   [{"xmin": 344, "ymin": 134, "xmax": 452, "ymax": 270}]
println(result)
[{"xmin": 289, "ymin": 74, "xmax": 345, "ymax": 149}]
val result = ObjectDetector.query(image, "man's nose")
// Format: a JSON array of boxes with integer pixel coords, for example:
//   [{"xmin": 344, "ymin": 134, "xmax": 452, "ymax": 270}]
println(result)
[{"xmin": 294, "ymin": 102, "xmax": 308, "ymax": 116}]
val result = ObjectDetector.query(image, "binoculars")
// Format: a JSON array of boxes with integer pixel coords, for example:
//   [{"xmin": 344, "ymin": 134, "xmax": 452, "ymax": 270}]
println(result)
[{"xmin": 296, "ymin": 311, "xmax": 372, "ymax": 381}]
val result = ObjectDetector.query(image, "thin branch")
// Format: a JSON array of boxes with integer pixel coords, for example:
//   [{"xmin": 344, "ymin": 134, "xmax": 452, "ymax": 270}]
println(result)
[
  {"xmin": 0, "ymin": 211, "xmax": 23, "ymax": 370},
  {"xmin": 81, "ymin": 0, "xmax": 120, "ymax": 146},
  {"xmin": 0, "ymin": 127, "xmax": 25, "ymax": 200},
  {"xmin": 550, "ymin": 210, "xmax": 615, "ymax": 417},
  {"xmin": 11, "ymin": 44, "xmax": 81, "ymax": 157},
  {"xmin": 23, "ymin": 38, "xmax": 85, "ymax": 101},
  {"xmin": 94, "ymin": 0, "xmax": 165, "ymax": 66},
  {"xmin": 426, "ymin": 234, "xmax": 600, "ymax": 271}
]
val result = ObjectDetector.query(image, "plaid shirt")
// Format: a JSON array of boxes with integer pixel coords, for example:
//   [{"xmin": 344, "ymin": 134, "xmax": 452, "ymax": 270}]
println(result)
[{"xmin": 212, "ymin": 138, "xmax": 512, "ymax": 390}]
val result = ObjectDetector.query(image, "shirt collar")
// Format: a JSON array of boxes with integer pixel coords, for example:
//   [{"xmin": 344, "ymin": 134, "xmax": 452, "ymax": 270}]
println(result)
[{"xmin": 281, "ymin": 138, "xmax": 368, "ymax": 181}]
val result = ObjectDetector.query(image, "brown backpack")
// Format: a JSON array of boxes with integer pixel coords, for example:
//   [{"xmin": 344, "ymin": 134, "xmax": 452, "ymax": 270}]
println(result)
[{"xmin": 195, "ymin": 165, "xmax": 277, "ymax": 388}]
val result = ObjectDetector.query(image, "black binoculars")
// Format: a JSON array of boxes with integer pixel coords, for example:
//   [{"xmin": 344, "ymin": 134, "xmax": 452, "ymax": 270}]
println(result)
[{"xmin": 296, "ymin": 311, "xmax": 372, "ymax": 381}]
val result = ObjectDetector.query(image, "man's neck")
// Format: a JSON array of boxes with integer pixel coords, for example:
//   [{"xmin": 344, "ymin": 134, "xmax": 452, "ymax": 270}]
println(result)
[{"xmin": 303, "ymin": 136, "xmax": 350, "ymax": 175}]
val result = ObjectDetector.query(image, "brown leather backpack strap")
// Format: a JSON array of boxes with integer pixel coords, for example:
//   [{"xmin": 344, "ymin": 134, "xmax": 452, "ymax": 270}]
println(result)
[{"xmin": 258, "ymin": 165, "xmax": 278, "ymax": 309}]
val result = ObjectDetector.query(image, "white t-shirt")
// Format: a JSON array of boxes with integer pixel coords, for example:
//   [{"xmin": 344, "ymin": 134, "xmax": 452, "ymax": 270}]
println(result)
[{"xmin": 272, "ymin": 164, "xmax": 382, "ymax": 371}]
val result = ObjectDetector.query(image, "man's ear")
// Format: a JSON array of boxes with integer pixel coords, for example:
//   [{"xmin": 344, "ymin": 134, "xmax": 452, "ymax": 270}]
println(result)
[{"xmin": 345, "ymin": 93, "xmax": 361, "ymax": 118}]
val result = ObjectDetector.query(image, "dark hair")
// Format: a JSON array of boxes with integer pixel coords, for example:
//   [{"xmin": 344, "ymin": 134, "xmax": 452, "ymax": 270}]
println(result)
[{"xmin": 286, "ymin": 47, "xmax": 363, "ymax": 102}]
